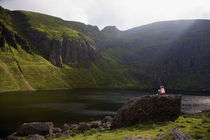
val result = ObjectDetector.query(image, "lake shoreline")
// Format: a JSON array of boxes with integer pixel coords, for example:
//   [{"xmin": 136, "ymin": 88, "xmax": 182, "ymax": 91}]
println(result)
[
  {"xmin": 0, "ymin": 87, "xmax": 209, "ymax": 94},
  {"xmin": 3, "ymin": 111, "xmax": 210, "ymax": 139},
  {"xmin": 0, "ymin": 90, "xmax": 210, "ymax": 138}
]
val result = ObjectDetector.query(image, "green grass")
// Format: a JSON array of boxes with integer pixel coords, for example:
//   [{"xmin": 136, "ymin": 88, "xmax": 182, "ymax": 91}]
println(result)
[
  {"xmin": 0, "ymin": 44, "xmax": 72, "ymax": 91},
  {"xmin": 54, "ymin": 112, "xmax": 210, "ymax": 140},
  {"xmin": 20, "ymin": 11, "xmax": 93, "ymax": 43},
  {"xmin": 0, "ymin": 43, "xmax": 146, "ymax": 91}
]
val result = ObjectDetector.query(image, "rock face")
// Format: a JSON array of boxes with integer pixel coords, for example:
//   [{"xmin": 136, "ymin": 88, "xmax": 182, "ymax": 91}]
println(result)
[
  {"xmin": 112, "ymin": 95, "xmax": 182, "ymax": 128},
  {"xmin": 0, "ymin": 22, "xmax": 31, "ymax": 53},
  {"xmin": 17, "ymin": 122, "xmax": 54, "ymax": 136},
  {"xmin": 10, "ymin": 11, "xmax": 97, "ymax": 68},
  {"xmin": 42, "ymin": 36, "xmax": 97, "ymax": 67}
]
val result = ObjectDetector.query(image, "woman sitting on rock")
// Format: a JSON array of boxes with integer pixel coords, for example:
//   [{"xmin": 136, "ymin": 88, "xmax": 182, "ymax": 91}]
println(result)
[{"xmin": 158, "ymin": 85, "xmax": 166, "ymax": 95}]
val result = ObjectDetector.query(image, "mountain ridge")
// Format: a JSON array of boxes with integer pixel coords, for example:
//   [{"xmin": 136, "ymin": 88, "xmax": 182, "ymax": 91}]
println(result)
[{"xmin": 0, "ymin": 6, "xmax": 209, "ymax": 91}]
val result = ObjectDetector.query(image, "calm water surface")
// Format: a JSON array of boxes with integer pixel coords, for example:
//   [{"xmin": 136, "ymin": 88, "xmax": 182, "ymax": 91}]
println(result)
[{"xmin": 0, "ymin": 89, "xmax": 209, "ymax": 137}]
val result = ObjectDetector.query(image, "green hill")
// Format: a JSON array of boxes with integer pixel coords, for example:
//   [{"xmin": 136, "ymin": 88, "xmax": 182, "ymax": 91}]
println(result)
[
  {"xmin": 0, "ymin": 6, "xmax": 140, "ymax": 91},
  {"xmin": 0, "ymin": 6, "xmax": 210, "ymax": 91}
]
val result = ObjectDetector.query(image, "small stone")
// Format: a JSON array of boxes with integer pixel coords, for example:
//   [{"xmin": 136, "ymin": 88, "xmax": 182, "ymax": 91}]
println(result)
[
  {"xmin": 102, "ymin": 116, "xmax": 113, "ymax": 123},
  {"xmin": 125, "ymin": 136, "xmax": 132, "ymax": 140},
  {"xmin": 78, "ymin": 122, "xmax": 90, "ymax": 131},
  {"xmin": 196, "ymin": 115, "xmax": 202, "ymax": 119},
  {"xmin": 69, "ymin": 124, "xmax": 78, "ymax": 130},
  {"xmin": 62, "ymin": 130, "xmax": 69, "ymax": 136},
  {"xmin": 183, "ymin": 115, "xmax": 187, "ymax": 118},
  {"xmin": 45, "ymin": 133, "xmax": 55, "ymax": 138},
  {"xmin": 62, "ymin": 123, "xmax": 69, "ymax": 131},
  {"xmin": 53, "ymin": 127, "xmax": 62, "ymax": 133},
  {"xmin": 90, "ymin": 120, "xmax": 102, "ymax": 128},
  {"xmin": 167, "ymin": 128, "xmax": 191, "ymax": 140},
  {"xmin": 55, "ymin": 133, "xmax": 63, "ymax": 138},
  {"xmin": 17, "ymin": 122, "xmax": 54, "ymax": 136},
  {"xmin": 157, "ymin": 134, "xmax": 166, "ymax": 139},
  {"xmin": 104, "ymin": 122, "xmax": 112, "ymax": 129},
  {"xmin": 27, "ymin": 134, "xmax": 45, "ymax": 140},
  {"xmin": 201, "ymin": 110, "xmax": 210, "ymax": 113}
]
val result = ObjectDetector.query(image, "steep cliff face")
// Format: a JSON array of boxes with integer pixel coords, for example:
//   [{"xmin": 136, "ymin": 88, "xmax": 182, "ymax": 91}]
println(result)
[
  {"xmin": 42, "ymin": 36, "xmax": 97, "ymax": 67},
  {"xmin": 11, "ymin": 11, "xmax": 98, "ymax": 67},
  {"xmin": 0, "ymin": 22, "xmax": 31, "ymax": 53},
  {"xmin": 102, "ymin": 20, "xmax": 210, "ymax": 91}
]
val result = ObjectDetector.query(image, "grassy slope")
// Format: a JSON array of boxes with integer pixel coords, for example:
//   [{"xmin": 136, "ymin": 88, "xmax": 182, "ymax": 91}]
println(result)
[
  {"xmin": 0, "ymin": 9, "xmax": 142, "ymax": 91},
  {"xmin": 20, "ymin": 11, "xmax": 93, "ymax": 42},
  {"xmin": 0, "ymin": 43, "xmax": 141, "ymax": 91},
  {"xmin": 2, "ymin": 8, "xmax": 207, "ymax": 91},
  {"xmin": 55, "ymin": 112, "xmax": 210, "ymax": 140},
  {"xmin": 0, "ymin": 45, "xmax": 71, "ymax": 91}
]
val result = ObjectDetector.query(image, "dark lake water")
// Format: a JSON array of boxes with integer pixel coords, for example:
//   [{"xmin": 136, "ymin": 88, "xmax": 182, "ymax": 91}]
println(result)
[{"xmin": 0, "ymin": 89, "xmax": 210, "ymax": 138}]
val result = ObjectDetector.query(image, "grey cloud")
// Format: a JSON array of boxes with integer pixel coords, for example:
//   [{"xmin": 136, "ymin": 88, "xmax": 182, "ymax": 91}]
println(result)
[{"xmin": 0, "ymin": 0, "xmax": 210, "ymax": 30}]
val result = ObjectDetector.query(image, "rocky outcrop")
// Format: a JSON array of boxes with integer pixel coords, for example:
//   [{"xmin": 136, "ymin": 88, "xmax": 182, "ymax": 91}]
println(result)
[
  {"xmin": 44, "ymin": 36, "xmax": 97, "ymax": 67},
  {"xmin": 112, "ymin": 95, "xmax": 182, "ymax": 128},
  {"xmin": 17, "ymin": 122, "xmax": 54, "ymax": 136},
  {"xmin": 25, "ymin": 30, "xmax": 97, "ymax": 67},
  {"xmin": 0, "ymin": 22, "xmax": 31, "ymax": 53}
]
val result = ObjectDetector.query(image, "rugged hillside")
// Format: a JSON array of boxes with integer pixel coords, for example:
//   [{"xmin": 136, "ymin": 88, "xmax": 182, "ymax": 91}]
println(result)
[
  {"xmin": 0, "ymin": 6, "xmax": 210, "ymax": 91},
  {"xmin": 0, "ymin": 6, "xmax": 140, "ymax": 91},
  {"xmin": 101, "ymin": 20, "xmax": 210, "ymax": 91}
]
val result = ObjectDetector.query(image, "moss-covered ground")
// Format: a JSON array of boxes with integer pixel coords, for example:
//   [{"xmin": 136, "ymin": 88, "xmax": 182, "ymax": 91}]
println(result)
[{"xmin": 53, "ymin": 112, "xmax": 210, "ymax": 140}]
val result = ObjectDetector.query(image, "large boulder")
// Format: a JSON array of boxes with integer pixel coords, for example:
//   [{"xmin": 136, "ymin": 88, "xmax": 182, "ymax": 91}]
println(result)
[
  {"xmin": 17, "ymin": 122, "xmax": 54, "ymax": 136},
  {"xmin": 112, "ymin": 95, "xmax": 182, "ymax": 128}
]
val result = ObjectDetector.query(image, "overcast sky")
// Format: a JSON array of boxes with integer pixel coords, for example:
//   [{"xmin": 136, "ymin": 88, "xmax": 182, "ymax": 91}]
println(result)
[{"xmin": 0, "ymin": 0, "xmax": 210, "ymax": 30}]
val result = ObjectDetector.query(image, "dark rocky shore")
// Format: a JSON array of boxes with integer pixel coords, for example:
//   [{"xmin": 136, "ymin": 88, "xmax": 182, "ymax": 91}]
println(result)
[{"xmin": 2, "ymin": 95, "xmax": 188, "ymax": 140}]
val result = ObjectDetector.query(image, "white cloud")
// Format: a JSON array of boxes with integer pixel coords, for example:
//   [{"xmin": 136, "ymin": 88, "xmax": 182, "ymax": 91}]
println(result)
[{"xmin": 0, "ymin": 0, "xmax": 210, "ymax": 30}]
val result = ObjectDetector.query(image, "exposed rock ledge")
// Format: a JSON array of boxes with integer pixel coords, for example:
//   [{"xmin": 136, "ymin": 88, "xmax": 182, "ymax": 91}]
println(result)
[{"xmin": 112, "ymin": 95, "xmax": 182, "ymax": 128}]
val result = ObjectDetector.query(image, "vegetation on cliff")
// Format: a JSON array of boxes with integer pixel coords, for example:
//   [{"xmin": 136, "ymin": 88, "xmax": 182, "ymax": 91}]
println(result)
[{"xmin": 0, "ymin": 5, "xmax": 210, "ymax": 91}]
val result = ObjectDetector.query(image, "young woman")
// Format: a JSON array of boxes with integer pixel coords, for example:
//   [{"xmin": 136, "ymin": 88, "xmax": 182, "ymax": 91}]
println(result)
[{"xmin": 158, "ymin": 85, "xmax": 166, "ymax": 95}]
